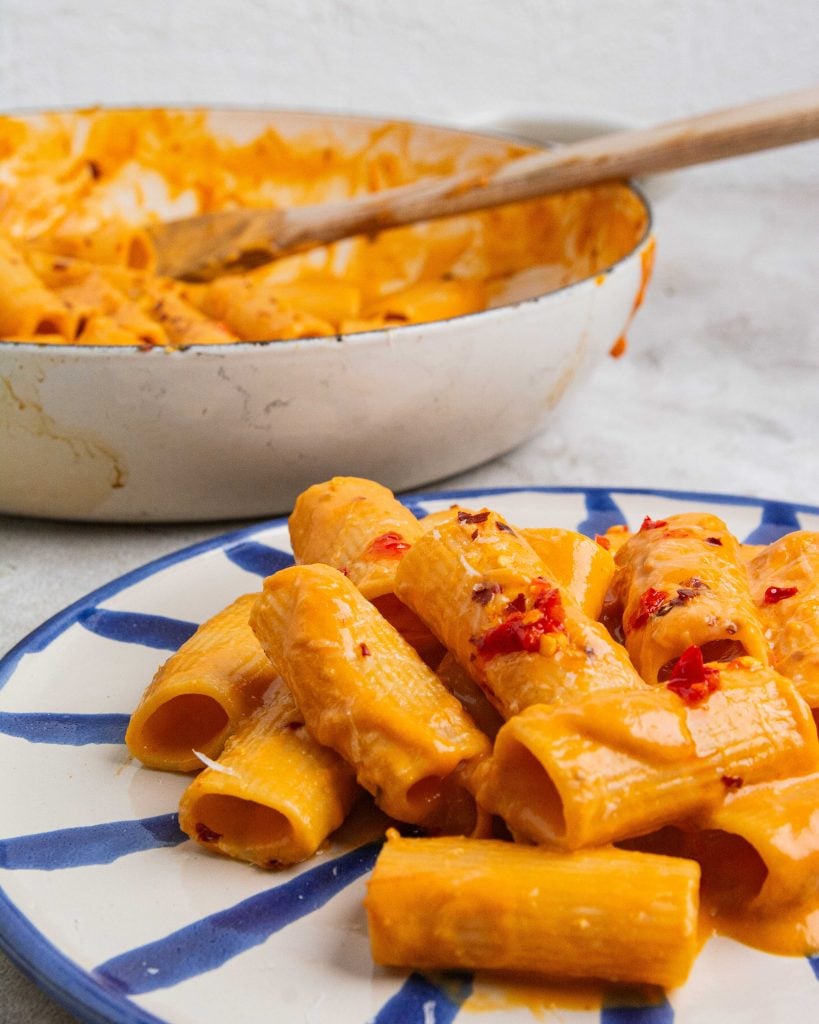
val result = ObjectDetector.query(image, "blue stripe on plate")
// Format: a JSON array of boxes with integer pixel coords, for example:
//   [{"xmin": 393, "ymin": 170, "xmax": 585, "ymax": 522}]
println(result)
[
  {"xmin": 0, "ymin": 814, "xmax": 185, "ymax": 870},
  {"xmin": 93, "ymin": 840, "xmax": 382, "ymax": 995},
  {"xmin": 371, "ymin": 971, "xmax": 473, "ymax": 1023},
  {"xmin": 576, "ymin": 489, "xmax": 628, "ymax": 538},
  {"xmin": 78, "ymin": 608, "xmax": 198, "ymax": 650},
  {"xmin": 77, "ymin": 606, "xmax": 198, "ymax": 647},
  {"xmin": 742, "ymin": 501, "xmax": 803, "ymax": 545},
  {"xmin": 601, "ymin": 993, "xmax": 673, "ymax": 1023},
  {"xmin": 404, "ymin": 502, "xmax": 432, "ymax": 521},
  {"xmin": 0, "ymin": 711, "xmax": 129, "ymax": 745},
  {"xmin": 222, "ymin": 542, "xmax": 294, "ymax": 577},
  {"xmin": 809, "ymin": 954, "xmax": 819, "ymax": 980}
]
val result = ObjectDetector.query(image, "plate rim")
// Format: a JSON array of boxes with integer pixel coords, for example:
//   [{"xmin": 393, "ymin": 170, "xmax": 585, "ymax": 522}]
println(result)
[{"xmin": 2, "ymin": 482, "xmax": 818, "ymax": 1024}]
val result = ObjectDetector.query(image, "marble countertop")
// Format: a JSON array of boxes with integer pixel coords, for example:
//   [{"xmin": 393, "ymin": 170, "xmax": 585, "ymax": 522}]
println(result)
[{"xmin": 1, "ymin": 172, "xmax": 817, "ymax": 1023}]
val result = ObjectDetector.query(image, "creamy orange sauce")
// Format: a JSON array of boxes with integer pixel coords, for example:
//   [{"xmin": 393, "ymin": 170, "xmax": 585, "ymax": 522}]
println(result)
[{"xmin": 0, "ymin": 108, "xmax": 649, "ymax": 347}]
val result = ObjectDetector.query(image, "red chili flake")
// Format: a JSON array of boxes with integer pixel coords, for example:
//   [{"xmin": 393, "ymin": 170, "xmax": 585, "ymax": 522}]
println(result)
[
  {"xmin": 721, "ymin": 775, "xmax": 744, "ymax": 790},
  {"xmin": 359, "ymin": 642, "xmax": 371, "ymax": 657},
  {"xmin": 665, "ymin": 645, "xmax": 721, "ymax": 706},
  {"xmin": 705, "ymin": 537, "xmax": 723, "ymax": 546},
  {"xmin": 764, "ymin": 585, "xmax": 798, "ymax": 605},
  {"xmin": 87, "ymin": 159, "xmax": 102, "ymax": 180},
  {"xmin": 195, "ymin": 823, "xmax": 222, "ymax": 844},
  {"xmin": 365, "ymin": 531, "xmax": 411, "ymax": 559},
  {"xmin": 629, "ymin": 587, "xmax": 669, "ymax": 630},
  {"xmin": 458, "ymin": 510, "xmax": 490, "ymax": 526},
  {"xmin": 470, "ymin": 529, "xmax": 479, "ymax": 541},
  {"xmin": 594, "ymin": 534, "xmax": 612, "ymax": 550},
  {"xmin": 471, "ymin": 582, "xmax": 501, "ymax": 606},
  {"xmin": 495, "ymin": 521, "xmax": 515, "ymax": 534},
  {"xmin": 475, "ymin": 580, "xmax": 565, "ymax": 661},
  {"xmin": 639, "ymin": 516, "xmax": 668, "ymax": 532}
]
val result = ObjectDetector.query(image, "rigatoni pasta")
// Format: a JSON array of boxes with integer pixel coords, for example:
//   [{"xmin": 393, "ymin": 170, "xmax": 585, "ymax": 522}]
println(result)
[
  {"xmin": 611, "ymin": 512, "xmax": 770, "ymax": 683},
  {"xmin": 125, "ymin": 593, "xmax": 276, "ymax": 772},
  {"xmin": 124, "ymin": 476, "xmax": 819, "ymax": 991},
  {"xmin": 178, "ymin": 677, "xmax": 359, "ymax": 867},
  {"xmin": 365, "ymin": 831, "xmax": 701, "ymax": 989},
  {"xmin": 249, "ymin": 562, "xmax": 491, "ymax": 835},
  {"xmin": 477, "ymin": 658, "xmax": 819, "ymax": 848},
  {"xmin": 395, "ymin": 506, "xmax": 645, "ymax": 717}
]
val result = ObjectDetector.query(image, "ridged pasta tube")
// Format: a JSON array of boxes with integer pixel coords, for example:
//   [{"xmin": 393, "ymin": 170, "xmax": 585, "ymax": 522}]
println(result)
[
  {"xmin": 178, "ymin": 677, "xmax": 359, "ymax": 867},
  {"xmin": 126, "ymin": 593, "xmax": 276, "ymax": 772},
  {"xmin": 395, "ymin": 507, "xmax": 645, "ymax": 718},
  {"xmin": 478, "ymin": 658, "xmax": 819, "ymax": 849},
  {"xmin": 611, "ymin": 513, "xmax": 769, "ymax": 684},
  {"xmin": 365, "ymin": 831, "xmax": 700, "ymax": 989},
  {"xmin": 250, "ymin": 563, "xmax": 491, "ymax": 835}
]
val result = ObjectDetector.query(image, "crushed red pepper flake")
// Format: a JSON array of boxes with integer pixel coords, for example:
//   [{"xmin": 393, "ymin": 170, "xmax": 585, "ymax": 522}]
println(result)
[
  {"xmin": 359, "ymin": 642, "xmax": 372, "ymax": 657},
  {"xmin": 639, "ymin": 516, "xmax": 668, "ymax": 532},
  {"xmin": 629, "ymin": 587, "xmax": 669, "ymax": 630},
  {"xmin": 706, "ymin": 536, "xmax": 723, "ymax": 546},
  {"xmin": 495, "ymin": 521, "xmax": 515, "ymax": 534},
  {"xmin": 365, "ymin": 531, "xmax": 411, "ymax": 559},
  {"xmin": 474, "ymin": 578, "xmax": 565, "ymax": 661},
  {"xmin": 594, "ymin": 534, "xmax": 611, "ymax": 550},
  {"xmin": 471, "ymin": 582, "xmax": 501, "ymax": 606},
  {"xmin": 764, "ymin": 585, "xmax": 798, "ymax": 605},
  {"xmin": 665, "ymin": 645, "xmax": 720, "ymax": 706},
  {"xmin": 721, "ymin": 775, "xmax": 744, "ymax": 790},
  {"xmin": 458, "ymin": 510, "xmax": 490, "ymax": 526}
]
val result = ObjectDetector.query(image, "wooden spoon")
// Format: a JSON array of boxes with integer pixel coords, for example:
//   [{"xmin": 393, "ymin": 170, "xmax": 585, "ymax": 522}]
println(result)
[{"xmin": 151, "ymin": 88, "xmax": 819, "ymax": 281}]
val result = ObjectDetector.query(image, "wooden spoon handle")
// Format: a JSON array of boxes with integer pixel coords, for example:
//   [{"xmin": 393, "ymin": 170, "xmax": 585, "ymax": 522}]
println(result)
[
  {"xmin": 286, "ymin": 87, "xmax": 819, "ymax": 240},
  {"xmin": 155, "ymin": 88, "xmax": 819, "ymax": 279}
]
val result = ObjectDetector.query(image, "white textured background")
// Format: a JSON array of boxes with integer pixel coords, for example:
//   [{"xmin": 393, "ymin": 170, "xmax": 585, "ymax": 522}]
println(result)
[{"xmin": 0, "ymin": 0, "xmax": 817, "ymax": 183}]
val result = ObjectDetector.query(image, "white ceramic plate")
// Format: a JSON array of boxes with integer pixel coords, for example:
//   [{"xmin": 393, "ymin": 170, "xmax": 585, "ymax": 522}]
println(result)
[{"xmin": 1, "ymin": 485, "xmax": 818, "ymax": 1024}]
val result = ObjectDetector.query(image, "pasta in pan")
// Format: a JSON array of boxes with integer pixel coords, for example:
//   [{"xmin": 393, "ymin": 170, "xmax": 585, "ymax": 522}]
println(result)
[
  {"xmin": 125, "ymin": 476, "xmax": 819, "ymax": 995},
  {"xmin": 0, "ymin": 108, "xmax": 648, "ymax": 347}
]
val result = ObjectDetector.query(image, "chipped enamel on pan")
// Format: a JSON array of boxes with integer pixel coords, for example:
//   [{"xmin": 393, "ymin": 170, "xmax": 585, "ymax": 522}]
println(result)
[{"xmin": 0, "ymin": 109, "xmax": 653, "ymax": 522}]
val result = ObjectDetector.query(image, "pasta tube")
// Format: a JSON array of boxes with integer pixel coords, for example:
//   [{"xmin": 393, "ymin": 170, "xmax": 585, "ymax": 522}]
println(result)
[
  {"xmin": 395, "ymin": 508, "xmax": 645, "ymax": 718},
  {"xmin": 31, "ymin": 220, "xmax": 156, "ymax": 271},
  {"xmin": 289, "ymin": 476, "xmax": 422, "ymax": 601},
  {"xmin": 178, "ymin": 677, "xmax": 359, "ymax": 867},
  {"xmin": 419, "ymin": 510, "xmax": 616, "ymax": 619},
  {"xmin": 250, "ymin": 563, "xmax": 491, "ymax": 835},
  {"xmin": 521, "ymin": 526, "xmax": 616, "ymax": 619},
  {"xmin": 141, "ymin": 280, "xmax": 239, "ymax": 347},
  {"xmin": 0, "ymin": 237, "xmax": 73, "ymax": 339},
  {"xmin": 289, "ymin": 476, "xmax": 442, "ymax": 665},
  {"xmin": 435, "ymin": 651, "xmax": 504, "ymax": 740},
  {"xmin": 746, "ymin": 531, "xmax": 819, "ymax": 706},
  {"xmin": 700, "ymin": 773, "xmax": 819, "ymax": 915},
  {"xmin": 201, "ymin": 275, "xmax": 333, "ymax": 341},
  {"xmin": 627, "ymin": 773, "xmax": 819, "ymax": 955},
  {"xmin": 365, "ymin": 831, "xmax": 700, "ymax": 989},
  {"xmin": 126, "ymin": 593, "xmax": 277, "ymax": 772},
  {"xmin": 478, "ymin": 657, "xmax": 819, "ymax": 849},
  {"xmin": 612, "ymin": 513, "xmax": 769, "ymax": 684}
]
